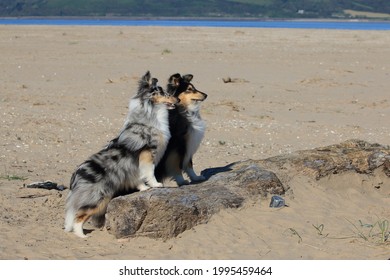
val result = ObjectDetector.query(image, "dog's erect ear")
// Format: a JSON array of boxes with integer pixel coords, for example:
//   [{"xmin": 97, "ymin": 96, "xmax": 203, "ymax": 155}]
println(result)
[
  {"xmin": 151, "ymin": 78, "xmax": 158, "ymax": 89},
  {"xmin": 142, "ymin": 71, "xmax": 151, "ymax": 84},
  {"xmin": 137, "ymin": 71, "xmax": 153, "ymax": 95},
  {"xmin": 168, "ymin": 73, "xmax": 181, "ymax": 87},
  {"xmin": 182, "ymin": 74, "xmax": 193, "ymax": 83}
]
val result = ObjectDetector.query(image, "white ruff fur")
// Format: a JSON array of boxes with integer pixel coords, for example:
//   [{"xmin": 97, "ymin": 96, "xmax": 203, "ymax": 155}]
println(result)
[
  {"xmin": 126, "ymin": 98, "xmax": 171, "ymax": 164},
  {"xmin": 184, "ymin": 118, "xmax": 205, "ymax": 167},
  {"xmin": 183, "ymin": 104, "xmax": 206, "ymax": 181}
]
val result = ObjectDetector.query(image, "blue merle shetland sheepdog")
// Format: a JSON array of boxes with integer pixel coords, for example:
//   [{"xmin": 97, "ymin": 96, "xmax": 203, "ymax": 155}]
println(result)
[
  {"xmin": 64, "ymin": 71, "xmax": 178, "ymax": 238},
  {"xmin": 156, "ymin": 73, "xmax": 208, "ymax": 186}
]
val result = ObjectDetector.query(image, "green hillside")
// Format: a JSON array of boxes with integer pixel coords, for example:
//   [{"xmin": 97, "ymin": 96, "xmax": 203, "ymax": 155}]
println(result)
[{"xmin": 1, "ymin": 0, "xmax": 389, "ymax": 19}]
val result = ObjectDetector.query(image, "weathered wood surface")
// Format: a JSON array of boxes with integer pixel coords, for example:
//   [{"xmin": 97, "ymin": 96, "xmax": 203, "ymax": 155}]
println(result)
[{"xmin": 105, "ymin": 139, "xmax": 390, "ymax": 239}]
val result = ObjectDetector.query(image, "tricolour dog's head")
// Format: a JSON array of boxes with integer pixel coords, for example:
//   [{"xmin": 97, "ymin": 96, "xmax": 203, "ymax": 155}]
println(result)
[
  {"xmin": 136, "ymin": 71, "xmax": 178, "ymax": 110},
  {"xmin": 167, "ymin": 73, "xmax": 207, "ymax": 110}
]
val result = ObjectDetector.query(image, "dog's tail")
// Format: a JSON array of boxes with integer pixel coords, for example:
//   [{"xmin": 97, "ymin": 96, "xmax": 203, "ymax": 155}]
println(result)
[
  {"xmin": 64, "ymin": 205, "xmax": 75, "ymax": 232},
  {"xmin": 64, "ymin": 188, "xmax": 78, "ymax": 232}
]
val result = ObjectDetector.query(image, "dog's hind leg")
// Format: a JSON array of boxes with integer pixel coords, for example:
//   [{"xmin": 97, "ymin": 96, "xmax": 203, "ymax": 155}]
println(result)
[
  {"xmin": 73, "ymin": 210, "xmax": 90, "ymax": 238},
  {"xmin": 139, "ymin": 150, "xmax": 163, "ymax": 188},
  {"xmin": 64, "ymin": 207, "xmax": 76, "ymax": 233},
  {"xmin": 72, "ymin": 197, "xmax": 111, "ymax": 238},
  {"xmin": 90, "ymin": 214, "xmax": 106, "ymax": 229}
]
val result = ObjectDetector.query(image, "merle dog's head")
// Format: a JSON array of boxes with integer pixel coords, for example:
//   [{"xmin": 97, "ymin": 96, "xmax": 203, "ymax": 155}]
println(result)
[{"xmin": 136, "ymin": 71, "xmax": 178, "ymax": 109}]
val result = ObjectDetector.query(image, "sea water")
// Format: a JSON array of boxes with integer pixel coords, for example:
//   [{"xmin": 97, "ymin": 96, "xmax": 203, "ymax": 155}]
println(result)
[{"xmin": 1, "ymin": 18, "xmax": 390, "ymax": 30}]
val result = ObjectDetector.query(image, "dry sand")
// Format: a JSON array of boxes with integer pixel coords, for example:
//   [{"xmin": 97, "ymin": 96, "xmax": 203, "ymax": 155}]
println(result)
[{"xmin": 0, "ymin": 25, "xmax": 389, "ymax": 260}]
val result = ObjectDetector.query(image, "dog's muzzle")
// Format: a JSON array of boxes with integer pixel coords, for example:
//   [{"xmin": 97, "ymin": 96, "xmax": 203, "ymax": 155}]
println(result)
[{"xmin": 164, "ymin": 102, "xmax": 176, "ymax": 110}]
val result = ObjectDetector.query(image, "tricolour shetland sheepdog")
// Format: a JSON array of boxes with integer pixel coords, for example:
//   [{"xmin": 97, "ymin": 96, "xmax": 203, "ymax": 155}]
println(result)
[
  {"xmin": 156, "ymin": 73, "xmax": 207, "ymax": 186},
  {"xmin": 64, "ymin": 71, "xmax": 178, "ymax": 238}
]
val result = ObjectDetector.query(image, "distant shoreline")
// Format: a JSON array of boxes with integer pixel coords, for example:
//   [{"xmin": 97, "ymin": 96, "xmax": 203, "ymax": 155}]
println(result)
[
  {"xmin": 0, "ymin": 16, "xmax": 389, "ymax": 23},
  {"xmin": 1, "ymin": 17, "xmax": 389, "ymax": 30}
]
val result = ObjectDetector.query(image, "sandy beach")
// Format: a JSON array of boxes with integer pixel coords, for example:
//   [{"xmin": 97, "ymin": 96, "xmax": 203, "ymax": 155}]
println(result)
[{"xmin": 0, "ymin": 25, "xmax": 389, "ymax": 259}]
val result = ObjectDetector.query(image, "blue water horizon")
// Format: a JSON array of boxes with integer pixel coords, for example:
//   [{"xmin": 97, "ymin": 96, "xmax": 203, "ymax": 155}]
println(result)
[{"xmin": 1, "ymin": 18, "xmax": 390, "ymax": 30}]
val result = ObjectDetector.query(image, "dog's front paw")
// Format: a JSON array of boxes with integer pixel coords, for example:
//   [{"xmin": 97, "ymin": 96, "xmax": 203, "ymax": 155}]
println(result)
[
  {"xmin": 150, "ymin": 182, "xmax": 164, "ymax": 188},
  {"xmin": 177, "ymin": 179, "xmax": 190, "ymax": 186},
  {"xmin": 137, "ymin": 184, "xmax": 151, "ymax": 191},
  {"xmin": 173, "ymin": 175, "xmax": 190, "ymax": 186},
  {"xmin": 191, "ymin": 175, "xmax": 206, "ymax": 182}
]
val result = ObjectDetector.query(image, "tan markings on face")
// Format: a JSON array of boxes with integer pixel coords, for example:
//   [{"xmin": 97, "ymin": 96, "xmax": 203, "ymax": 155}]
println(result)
[
  {"xmin": 178, "ymin": 85, "xmax": 206, "ymax": 106},
  {"xmin": 152, "ymin": 93, "xmax": 178, "ymax": 106},
  {"xmin": 177, "ymin": 92, "xmax": 193, "ymax": 107}
]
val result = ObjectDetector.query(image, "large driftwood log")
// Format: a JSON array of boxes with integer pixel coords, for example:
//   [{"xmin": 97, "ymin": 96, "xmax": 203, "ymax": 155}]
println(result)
[
  {"xmin": 105, "ymin": 162, "xmax": 284, "ymax": 239},
  {"xmin": 105, "ymin": 139, "xmax": 390, "ymax": 239},
  {"xmin": 260, "ymin": 139, "xmax": 390, "ymax": 179}
]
